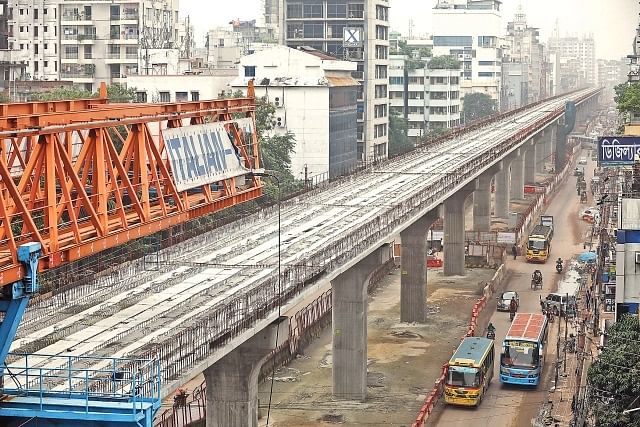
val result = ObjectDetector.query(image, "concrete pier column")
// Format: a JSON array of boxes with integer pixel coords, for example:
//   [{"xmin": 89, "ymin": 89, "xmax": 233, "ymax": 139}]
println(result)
[
  {"xmin": 204, "ymin": 319, "xmax": 287, "ymax": 427},
  {"xmin": 494, "ymin": 162, "xmax": 511, "ymax": 219},
  {"xmin": 400, "ymin": 210, "xmax": 440, "ymax": 323},
  {"xmin": 535, "ymin": 133, "xmax": 545, "ymax": 174},
  {"xmin": 510, "ymin": 151, "xmax": 525, "ymax": 200},
  {"xmin": 444, "ymin": 184, "xmax": 474, "ymax": 276},
  {"xmin": 473, "ymin": 174, "xmax": 492, "ymax": 232},
  {"xmin": 547, "ymin": 125, "xmax": 557, "ymax": 172},
  {"xmin": 332, "ymin": 246, "xmax": 386, "ymax": 401},
  {"xmin": 524, "ymin": 145, "xmax": 536, "ymax": 184}
]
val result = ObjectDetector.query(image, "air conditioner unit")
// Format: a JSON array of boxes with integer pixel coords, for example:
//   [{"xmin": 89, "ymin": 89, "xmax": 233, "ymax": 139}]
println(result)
[
  {"xmin": 276, "ymin": 117, "xmax": 284, "ymax": 127},
  {"xmin": 274, "ymin": 96, "xmax": 283, "ymax": 107}
]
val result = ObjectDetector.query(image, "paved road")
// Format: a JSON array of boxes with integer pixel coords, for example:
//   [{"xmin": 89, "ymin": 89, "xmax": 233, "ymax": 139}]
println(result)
[{"xmin": 431, "ymin": 153, "xmax": 592, "ymax": 427}]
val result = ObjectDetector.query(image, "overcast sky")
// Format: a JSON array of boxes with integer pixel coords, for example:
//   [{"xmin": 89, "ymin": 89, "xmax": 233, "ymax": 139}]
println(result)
[{"xmin": 181, "ymin": 0, "xmax": 640, "ymax": 59}]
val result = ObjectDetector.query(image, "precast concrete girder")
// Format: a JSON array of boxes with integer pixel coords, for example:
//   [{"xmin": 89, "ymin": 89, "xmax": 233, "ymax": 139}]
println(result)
[
  {"xmin": 331, "ymin": 246, "xmax": 387, "ymax": 401},
  {"xmin": 443, "ymin": 183, "xmax": 475, "ymax": 276},
  {"xmin": 400, "ymin": 209, "xmax": 440, "ymax": 323},
  {"xmin": 204, "ymin": 318, "xmax": 288, "ymax": 427}
]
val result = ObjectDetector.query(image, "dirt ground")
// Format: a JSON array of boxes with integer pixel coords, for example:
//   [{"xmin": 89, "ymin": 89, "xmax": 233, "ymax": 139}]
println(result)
[{"xmin": 257, "ymin": 267, "xmax": 498, "ymax": 427}]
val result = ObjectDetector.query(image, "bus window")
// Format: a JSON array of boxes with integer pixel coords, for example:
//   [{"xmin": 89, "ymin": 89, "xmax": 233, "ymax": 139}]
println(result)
[
  {"xmin": 501, "ymin": 342, "xmax": 537, "ymax": 369},
  {"xmin": 448, "ymin": 366, "xmax": 480, "ymax": 388}
]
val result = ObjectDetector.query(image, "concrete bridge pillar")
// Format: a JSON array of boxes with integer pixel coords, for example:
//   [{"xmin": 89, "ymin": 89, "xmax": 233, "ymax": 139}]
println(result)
[
  {"xmin": 524, "ymin": 144, "xmax": 536, "ymax": 184},
  {"xmin": 494, "ymin": 160, "xmax": 511, "ymax": 219},
  {"xmin": 546, "ymin": 125, "xmax": 556, "ymax": 172},
  {"xmin": 535, "ymin": 132, "xmax": 546, "ymax": 175},
  {"xmin": 510, "ymin": 149, "xmax": 525, "ymax": 200},
  {"xmin": 204, "ymin": 318, "xmax": 287, "ymax": 427},
  {"xmin": 443, "ymin": 184, "xmax": 474, "ymax": 276},
  {"xmin": 473, "ymin": 174, "xmax": 493, "ymax": 232},
  {"xmin": 400, "ymin": 210, "xmax": 440, "ymax": 323},
  {"xmin": 331, "ymin": 246, "xmax": 387, "ymax": 401}
]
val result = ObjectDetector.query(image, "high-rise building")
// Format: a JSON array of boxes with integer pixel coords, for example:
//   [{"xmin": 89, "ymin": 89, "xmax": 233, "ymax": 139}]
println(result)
[
  {"xmin": 6, "ymin": 0, "xmax": 181, "ymax": 91},
  {"xmin": 548, "ymin": 28, "xmax": 596, "ymax": 91},
  {"xmin": 389, "ymin": 54, "xmax": 461, "ymax": 140},
  {"xmin": 276, "ymin": 0, "xmax": 390, "ymax": 162},
  {"xmin": 503, "ymin": 6, "xmax": 544, "ymax": 106},
  {"xmin": 597, "ymin": 58, "xmax": 627, "ymax": 104},
  {"xmin": 431, "ymin": 0, "xmax": 503, "ymax": 104}
]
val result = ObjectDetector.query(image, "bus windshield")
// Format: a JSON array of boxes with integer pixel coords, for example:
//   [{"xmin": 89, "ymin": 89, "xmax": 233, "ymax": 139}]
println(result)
[
  {"xmin": 501, "ymin": 340, "xmax": 540, "ymax": 369},
  {"xmin": 528, "ymin": 239, "xmax": 546, "ymax": 250},
  {"xmin": 447, "ymin": 366, "xmax": 481, "ymax": 388}
]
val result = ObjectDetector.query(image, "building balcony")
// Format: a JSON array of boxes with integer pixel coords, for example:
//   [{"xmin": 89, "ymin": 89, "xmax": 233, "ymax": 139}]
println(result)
[
  {"xmin": 62, "ymin": 34, "xmax": 97, "ymax": 44},
  {"xmin": 61, "ymin": 12, "xmax": 92, "ymax": 24},
  {"xmin": 60, "ymin": 70, "xmax": 95, "ymax": 79}
]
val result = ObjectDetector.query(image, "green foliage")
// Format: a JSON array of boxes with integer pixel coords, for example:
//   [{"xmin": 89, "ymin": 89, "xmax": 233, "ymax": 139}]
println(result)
[
  {"xmin": 406, "ymin": 59, "xmax": 426, "ymax": 70},
  {"xmin": 388, "ymin": 113, "xmax": 413, "ymax": 157},
  {"xmin": 29, "ymin": 86, "xmax": 94, "ymax": 101},
  {"xmin": 105, "ymin": 83, "xmax": 137, "ymax": 103},
  {"xmin": 0, "ymin": 93, "xmax": 9, "ymax": 103},
  {"xmin": 462, "ymin": 93, "xmax": 497, "ymax": 123},
  {"xmin": 587, "ymin": 315, "xmax": 640, "ymax": 426},
  {"xmin": 427, "ymin": 55, "xmax": 461, "ymax": 70},
  {"xmin": 614, "ymin": 82, "xmax": 640, "ymax": 116}
]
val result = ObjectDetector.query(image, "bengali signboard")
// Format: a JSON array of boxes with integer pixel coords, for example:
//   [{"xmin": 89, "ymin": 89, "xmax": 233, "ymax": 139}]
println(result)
[
  {"xmin": 163, "ymin": 121, "xmax": 250, "ymax": 192},
  {"xmin": 597, "ymin": 136, "xmax": 640, "ymax": 166}
]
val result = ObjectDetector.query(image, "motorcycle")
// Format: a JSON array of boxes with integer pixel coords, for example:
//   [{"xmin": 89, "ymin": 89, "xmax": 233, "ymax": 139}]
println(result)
[
  {"xmin": 486, "ymin": 329, "xmax": 495, "ymax": 340},
  {"xmin": 556, "ymin": 260, "xmax": 563, "ymax": 273},
  {"xmin": 509, "ymin": 310, "xmax": 516, "ymax": 322}
]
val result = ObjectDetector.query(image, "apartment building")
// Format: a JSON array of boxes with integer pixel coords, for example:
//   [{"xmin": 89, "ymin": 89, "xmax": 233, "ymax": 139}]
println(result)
[
  {"xmin": 7, "ymin": 0, "xmax": 180, "ymax": 91},
  {"xmin": 548, "ymin": 32, "xmax": 596, "ymax": 91},
  {"xmin": 431, "ymin": 0, "xmax": 503, "ymax": 104},
  {"xmin": 388, "ymin": 54, "xmax": 461, "ymax": 140},
  {"xmin": 597, "ymin": 58, "xmax": 626, "ymax": 104},
  {"xmin": 274, "ymin": 0, "xmax": 390, "ymax": 162}
]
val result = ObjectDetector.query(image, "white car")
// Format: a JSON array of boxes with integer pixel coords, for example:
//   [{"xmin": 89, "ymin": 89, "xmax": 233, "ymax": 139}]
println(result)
[{"xmin": 579, "ymin": 157, "xmax": 587, "ymax": 165}]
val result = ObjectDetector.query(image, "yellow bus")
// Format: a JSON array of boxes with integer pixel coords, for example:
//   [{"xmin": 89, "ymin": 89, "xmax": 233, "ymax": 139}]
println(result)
[
  {"xmin": 443, "ymin": 337, "xmax": 495, "ymax": 406},
  {"xmin": 526, "ymin": 224, "xmax": 553, "ymax": 263}
]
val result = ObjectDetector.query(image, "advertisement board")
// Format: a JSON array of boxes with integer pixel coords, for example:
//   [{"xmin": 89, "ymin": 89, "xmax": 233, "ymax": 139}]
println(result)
[
  {"xmin": 163, "ymin": 122, "xmax": 250, "ymax": 192},
  {"xmin": 597, "ymin": 136, "xmax": 640, "ymax": 166}
]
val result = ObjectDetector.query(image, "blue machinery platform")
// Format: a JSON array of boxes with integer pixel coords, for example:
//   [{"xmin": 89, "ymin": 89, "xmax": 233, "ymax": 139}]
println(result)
[{"xmin": 0, "ymin": 243, "xmax": 162, "ymax": 426}]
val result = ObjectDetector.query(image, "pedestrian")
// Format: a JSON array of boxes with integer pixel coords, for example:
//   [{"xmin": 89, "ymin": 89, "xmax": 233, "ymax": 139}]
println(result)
[{"xmin": 511, "ymin": 244, "xmax": 517, "ymax": 260}]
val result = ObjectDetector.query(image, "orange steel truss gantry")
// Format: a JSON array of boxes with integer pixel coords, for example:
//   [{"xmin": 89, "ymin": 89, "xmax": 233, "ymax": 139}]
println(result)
[{"xmin": 0, "ymin": 83, "xmax": 262, "ymax": 287}]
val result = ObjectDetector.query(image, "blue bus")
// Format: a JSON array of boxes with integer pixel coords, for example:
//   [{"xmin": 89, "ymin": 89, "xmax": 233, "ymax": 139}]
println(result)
[{"xmin": 500, "ymin": 313, "xmax": 548, "ymax": 386}]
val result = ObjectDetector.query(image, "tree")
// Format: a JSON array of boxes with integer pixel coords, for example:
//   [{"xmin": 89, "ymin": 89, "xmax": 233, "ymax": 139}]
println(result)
[
  {"xmin": 427, "ymin": 55, "xmax": 461, "ymax": 70},
  {"xmin": 614, "ymin": 82, "xmax": 640, "ymax": 117},
  {"xmin": 29, "ymin": 86, "xmax": 94, "ymax": 101},
  {"xmin": 462, "ymin": 93, "xmax": 497, "ymax": 123},
  {"xmin": 106, "ymin": 83, "xmax": 137, "ymax": 102},
  {"xmin": 388, "ymin": 112, "xmax": 413, "ymax": 157},
  {"xmin": 587, "ymin": 315, "xmax": 640, "ymax": 426}
]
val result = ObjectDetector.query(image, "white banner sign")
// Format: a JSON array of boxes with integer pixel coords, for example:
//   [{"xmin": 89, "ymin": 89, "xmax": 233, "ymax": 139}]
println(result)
[
  {"xmin": 497, "ymin": 232, "xmax": 517, "ymax": 244},
  {"xmin": 163, "ymin": 122, "xmax": 250, "ymax": 192}
]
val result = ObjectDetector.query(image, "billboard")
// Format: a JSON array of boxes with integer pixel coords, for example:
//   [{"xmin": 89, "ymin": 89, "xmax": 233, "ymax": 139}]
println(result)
[
  {"xmin": 163, "ymin": 121, "xmax": 250, "ymax": 192},
  {"xmin": 598, "ymin": 136, "xmax": 640, "ymax": 166}
]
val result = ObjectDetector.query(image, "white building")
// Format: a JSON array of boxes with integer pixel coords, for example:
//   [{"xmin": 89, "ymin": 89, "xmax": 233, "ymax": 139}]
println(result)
[
  {"xmin": 206, "ymin": 27, "xmax": 243, "ymax": 69},
  {"xmin": 431, "ymin": 0, "xmax": 503, "ymax": 104},
  {"xmin": 7, "ymin": 0, "xmax": 181, "ymax": 91},
  {"xmin": 126, "ymin": 69, "xmax": 238, "ymax": 103},
  {"xmin": 548, "ymin": 32, "xmax": 596, "ymax": 91},
  {"xmin": 597, "ymin": 59, "xmax": 626, "ymax": 104},
  {"xmin": 231, "ymin": 45, "xmax": 359, "ymax": 181},
  {"xmin": 275, "ymin": 0, "xmax": 390, "ymax": 163},
  {"xmin": 389, "ymin": 54, "xmax": 461, "ymax": 140}
]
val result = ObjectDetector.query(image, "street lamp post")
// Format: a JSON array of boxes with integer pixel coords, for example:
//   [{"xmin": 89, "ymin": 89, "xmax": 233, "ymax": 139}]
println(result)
[{"xmin": 249, "ymin": 169, "xmax": 281, "ymax": 426}]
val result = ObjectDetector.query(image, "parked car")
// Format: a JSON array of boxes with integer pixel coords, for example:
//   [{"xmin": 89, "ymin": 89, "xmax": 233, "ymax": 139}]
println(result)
[
  {"xmin": 497, "ymin": 291, "xmax": 519, "ymax": 312},
  {"xmin": 579, "ymin": 157, "xmax": 587, "ymax": 165}
]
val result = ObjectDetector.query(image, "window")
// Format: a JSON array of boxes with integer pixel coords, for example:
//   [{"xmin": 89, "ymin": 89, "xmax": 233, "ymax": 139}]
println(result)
[
  {"xmin": 34, "ymin": 61, "xmax": 39, "ymax": 72},
  {"xmin": 409, "ymin": 77, "xmax": 424, "ymax": 85},
  {"xmin": 84, "ymin": 45, "xmax": 92, "ymax": 59},
  {"xmin": 477, "ymin": 36, "xmax": 496, "ymax": 48},
  {"xmin": 374, "ymin": 124, "xmax": 387, "ymax": 138},
  {"xmin": 19, "ymin": 26, "xmax": 23, "ymax": 33},
  {"xmin": 327, "ymin": 23, "xmax": 346, "ymax": 39},
  {"xmin": 34, "ymin": 44, "xmax": 38, "ymax": 54},
  {"xmin": 136, "ymin": 92, "xmax": 148, "ymax": 102},
  {"xmin": 110, "ymin": 5, "xmax": 120, "ymax": 19},
  {"xmin": 375, "ymin": 45, "xmax": 387, "ymax": 60},
  {"xmin": 450, "ymin": 76, "xmax": 459, "ymax": 85},
  {"xmin": 191, "ymin": 91, "xmax": 200, "ymax": 101},
  {"xmin": 375, "ymin": 65, "xmax": 387, "ymax": 79},
  {"xmin": 19, "ymin": 8, "xmax": 23, "ymax": 15},
  {"xmin": 478, "ymin": 72, "xmax": 494, "ymax": 77},
  {"xmin": 450, "ymin": 91, "xmax": 459, "ymax": 99},
  {"xmin": 244, "ymin": 66, "xmax": 256, "ymax": 77},
  {"xmin": 375, "ymin": 25, "xmax": 388, "ymax": 41},
  {"xmin": 44, "ymin": 26, "xmax": 47, "ymax": 33},
  {"xmin": 374, "ymin": 104, "xmax": 387, "ymax": 118},
  {"xmin": 478, "ymin": 61, "xmax": 494, "ymax": 66},
  {"xmin": 409, "ymin": 91, "xmax": 424, "ymax": 99},
  {"xmin": 374, "ymin": 84, "xmax": 387, "ymax": 99},
  {"xmin": 430, "ymin": 91, "xmax": 447, "ymax": 100},
  {"xmin": 287, "ymin": 23, "xmax": 303, "ymax": 39},
  {"xmin": 44, "ymin": 60, "xmax": 48, "ymax": 67},
  {"xmin": 303, "ymin": 3, "xmax": 322, "ymax": 18},
  {"xmin": 303, "ymin": 23, "xmax": 323, "ymax": 38},
  {"xmin": 348, "ymin": 3, "xmax": 364, "ymax": 18},
  {"xmin": 176, "ymin": 91, "xmax": 188, "ymax": 102},
  {"xmin": 287, "ymin": 3, "xmax": 302, "ymax": 18},
  {"xmin": 433, "ymin": 36, "xmax": 473, "ymax": 47},
  {"xmin": 34, "ymin": 26, "xmax": 38, "ymax": 36},
  {"xmin": 327, "ymin": 1, "xmax": 346, "ymax": 18},
  {"xmin": 375, "ymin": 5, "xmax": 388, "ymax": 21},
  {"xmin": 389, "ymin": 76, "xmax": 403, "ymax": 85},
  {"xmin": 159, "ymin": 92, "xmax": 170, "ymax": 102},
  {"xmin": 34, "ymin": 8, "xmax": 38, "ymax": 19},
  {"xmin": 64, "ymin": 46, "xmax": 78, "ymax": 59}
]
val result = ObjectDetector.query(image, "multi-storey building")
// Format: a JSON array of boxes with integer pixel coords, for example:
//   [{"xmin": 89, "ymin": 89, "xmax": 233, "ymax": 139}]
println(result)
[
  {"xmin": 548, "ymin": 31, "xmax": 596, "ymax": 91},
  {"xmin": 431, "ymin": 0, "xmax": 503, "ymax": 105},
  {"xmin": 503, "ymin": 6, "xmax": 544, "ymax": 106},
  {"xmin": 6, "ymin": 0, "xmax": 180, "ymax": 91},
  {"xmin": 206, "ymin": 27, "xmax": 243, "ymax": 69},
  {"xmin": 276, "ymin": 0, "xmax": 390, "ymax": 162},
  {"xmin": 389, "ymin": 53, "xmax": 461, "ymax": 140},
  {"xmin": 597, "ymin": 58, "xmax": 627, "ymax": 104}
]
